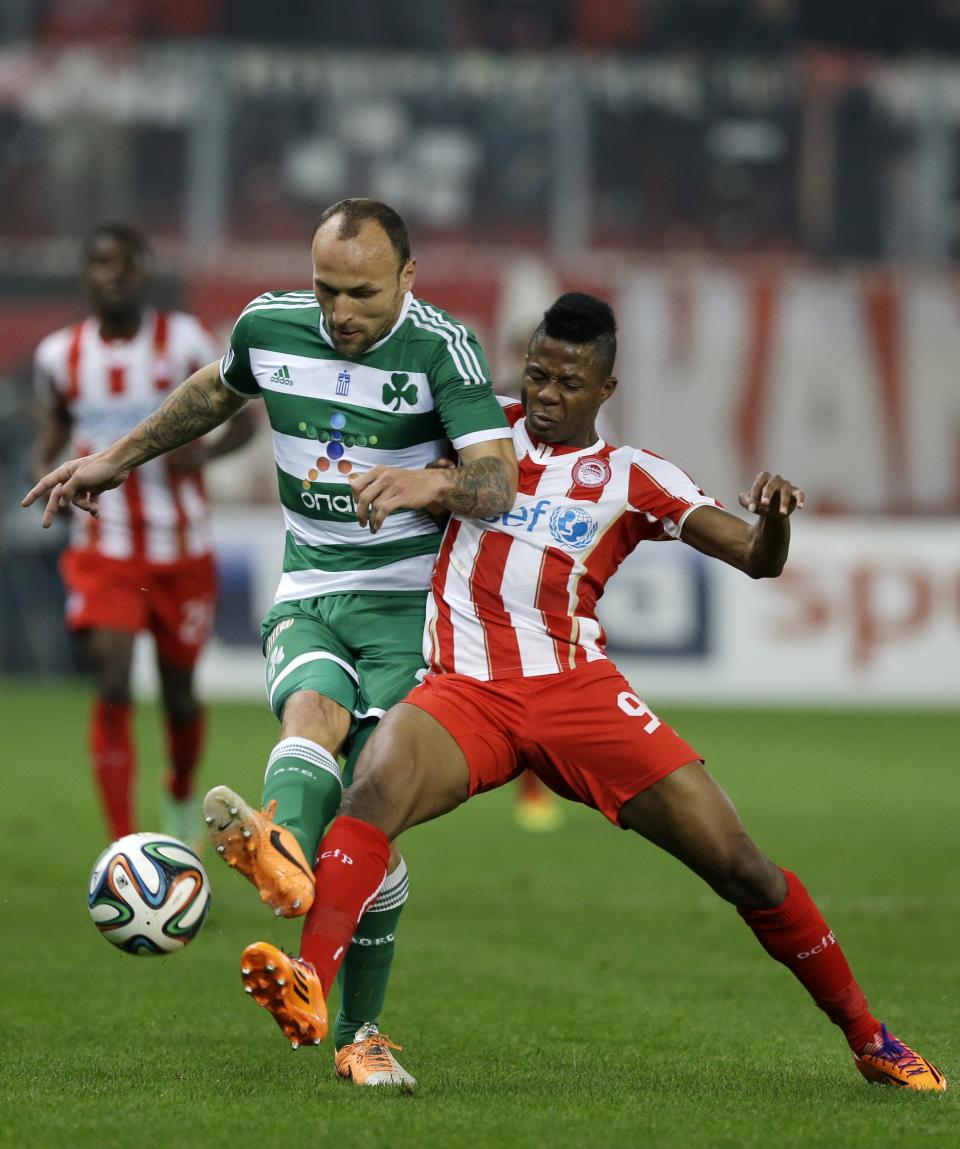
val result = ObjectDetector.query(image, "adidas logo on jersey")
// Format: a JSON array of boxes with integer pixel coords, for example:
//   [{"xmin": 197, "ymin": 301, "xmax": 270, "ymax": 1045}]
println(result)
[{"xmin": 269, "ymin": 365, "xmax": 294, "ymax": 386}]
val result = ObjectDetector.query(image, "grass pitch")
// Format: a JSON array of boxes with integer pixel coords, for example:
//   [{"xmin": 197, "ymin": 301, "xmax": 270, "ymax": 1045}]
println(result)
[{"xmin": 0, "ymin": 682, "xmax": 955, "ymax": 1148}]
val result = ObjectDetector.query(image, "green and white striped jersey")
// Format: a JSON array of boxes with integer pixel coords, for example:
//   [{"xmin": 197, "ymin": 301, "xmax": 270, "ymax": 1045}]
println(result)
[{"xmin": 220, "ymin": 289, "xmax": 511, "ymax": 603}]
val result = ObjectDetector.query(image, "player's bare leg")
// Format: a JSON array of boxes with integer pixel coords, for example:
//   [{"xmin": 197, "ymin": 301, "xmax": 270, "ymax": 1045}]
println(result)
[
  {"xmin": 618, "ymin": 760, "xmax": 784, "ymax": 908},
  {"xmin": 341, "ymin": 703, "xmax": 471, "ymax": 837},
  {"xmin": 619, "ymin": 762, "xmax": 945, "ymax": 1091}
]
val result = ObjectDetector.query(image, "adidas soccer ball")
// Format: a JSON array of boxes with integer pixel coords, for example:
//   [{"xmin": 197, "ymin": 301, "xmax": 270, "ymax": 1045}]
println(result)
[{"xmin": 88, "ymin": 832, "xmax": 211, "ymax": 956}]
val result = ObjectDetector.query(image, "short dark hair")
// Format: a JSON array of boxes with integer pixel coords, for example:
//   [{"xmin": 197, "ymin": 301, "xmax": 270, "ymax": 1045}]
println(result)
[
  {"xmin": 536, "ymin": 292, "xmax": 617, "ymax": 375},
  {"xmin": 313, "ymin": 198, "xmax": 411, "ymax": 267},
  {"xmin": 81, "ymin": 222, "xmax": 151, "ymax": 266}
]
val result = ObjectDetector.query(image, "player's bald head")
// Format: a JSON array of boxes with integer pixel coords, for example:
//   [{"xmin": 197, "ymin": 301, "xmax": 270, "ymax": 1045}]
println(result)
[{"xmin": 313, "ymin": 199, "xmax": 411, "ymax": 271}]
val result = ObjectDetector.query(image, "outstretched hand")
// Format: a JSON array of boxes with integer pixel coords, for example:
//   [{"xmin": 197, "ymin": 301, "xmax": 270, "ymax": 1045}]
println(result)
[
  {"xmin": 22, "ymin": 451, "xmax": 130, "ymax": 528},
  {"xmin": 739, "ymin": 471, "xmax": 805, "ymax": 518},
  {"xmin": 349, "ymin": 464, "xmax": 449, "ymax": 534}
]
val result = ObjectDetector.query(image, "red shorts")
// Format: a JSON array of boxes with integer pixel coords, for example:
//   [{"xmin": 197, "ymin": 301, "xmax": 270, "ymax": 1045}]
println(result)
[
  {"xmin": 404, "ymin": 660, "xmax": 701, "ymax": 826},
  {"xmin": 59, "ymin": 548, "xmax": 218, "ymax": 669}
]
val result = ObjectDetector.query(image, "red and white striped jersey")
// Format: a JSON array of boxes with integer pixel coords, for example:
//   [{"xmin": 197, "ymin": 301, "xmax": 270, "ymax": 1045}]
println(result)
[
  {"xmin": 425, "ymin": 403, "xmax": 720, "ymax": 680},
  {"xmin": 33, "ymin": 309, "xmax": 220, "ymax": 562}
]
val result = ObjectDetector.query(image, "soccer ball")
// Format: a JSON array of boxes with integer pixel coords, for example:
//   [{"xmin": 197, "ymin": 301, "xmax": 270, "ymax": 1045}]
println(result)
[{"xmin": 88, "ymin": 832, "xmax": 211, "ymax": 956}]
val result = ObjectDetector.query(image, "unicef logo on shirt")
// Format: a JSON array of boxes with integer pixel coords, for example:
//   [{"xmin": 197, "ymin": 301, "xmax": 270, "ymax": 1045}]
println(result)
[{"xmin": 548, "ymin": 505, "xmax": 599, "ymax": 549}]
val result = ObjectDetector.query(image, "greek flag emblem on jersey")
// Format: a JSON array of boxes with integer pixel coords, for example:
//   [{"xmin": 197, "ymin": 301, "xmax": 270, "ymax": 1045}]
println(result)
[{"xmin": 336, "ymin": 371, "xmax": 351, "ymax": 396}]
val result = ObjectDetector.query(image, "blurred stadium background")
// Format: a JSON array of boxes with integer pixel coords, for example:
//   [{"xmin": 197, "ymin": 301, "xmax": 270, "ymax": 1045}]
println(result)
[{"xmin": 2, "ymin": 1, "xmax": 959, "ymax": 708}]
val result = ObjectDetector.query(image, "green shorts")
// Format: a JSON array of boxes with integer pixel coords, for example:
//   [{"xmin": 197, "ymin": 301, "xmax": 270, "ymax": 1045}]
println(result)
[{"xmin": 261, "ymin": 591, "xmax": 427, "ymax": 744}]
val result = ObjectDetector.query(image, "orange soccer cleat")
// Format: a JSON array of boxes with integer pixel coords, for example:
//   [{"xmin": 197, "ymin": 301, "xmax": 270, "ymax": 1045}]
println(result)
[
  {"xmin": 240, "ymin": 942, "xmax": 328, "ymax": 1049},
  {"xmin": 203, "ymin": 785, "xmax": 314, "ymax": 917},
  {"xmin": 853, "ymin": 1025, "xmax": 947, "ymax": 1091},
  {"xmin": 334, "ymin": 1023, "xmax": 416, "ymax": 1087}
]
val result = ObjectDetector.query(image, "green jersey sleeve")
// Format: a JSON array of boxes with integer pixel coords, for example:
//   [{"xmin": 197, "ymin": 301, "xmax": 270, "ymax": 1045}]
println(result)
[
  {"xmin": 219, "ymin": 304, "xmax": 262, "ymax": 398},
  {"xmin": 425, "ymin": 317, "xmax": 510, "ymax": 449}
]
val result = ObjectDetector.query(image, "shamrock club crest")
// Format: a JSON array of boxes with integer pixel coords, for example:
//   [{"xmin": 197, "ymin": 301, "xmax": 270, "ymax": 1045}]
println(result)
[{"xmin": 382, "ymin": 372, "xmax": 419, "ymax": 411}]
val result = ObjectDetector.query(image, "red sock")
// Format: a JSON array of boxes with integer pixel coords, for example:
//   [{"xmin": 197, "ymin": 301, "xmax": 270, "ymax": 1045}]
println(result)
[
  {"xmin": 164, "ymin": 710, "xmax": 205, "ymax": 801},
  {"xmin": 519, "ymin": 769, "xmax": 548, "ymax": 802},
  {"xmin": 90, "ymin": 700, "xmax": 135, "ymax": 840},
  {"xmin": 299, "ymin": 816, "xmax": 391, "ymax": 992},
  {"xmin": 739, "ymin": 870, "xmax": 880, "ymax": 1053}
]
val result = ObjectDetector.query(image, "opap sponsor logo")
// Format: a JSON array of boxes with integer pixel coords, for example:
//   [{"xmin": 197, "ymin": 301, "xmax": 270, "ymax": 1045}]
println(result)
[
  {"xmin": 297, "ymin": 409, "xmax": 380, "ymax": 501},
  {"xmin": 301, "ymin": 488, "xmax": 358, "ymax": 513}
]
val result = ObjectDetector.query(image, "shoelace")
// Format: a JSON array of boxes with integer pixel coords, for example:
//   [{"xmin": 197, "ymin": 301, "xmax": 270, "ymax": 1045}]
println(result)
[
  {"xmin": 866, "ymin": 1025, "xmax": 929, "ymax": 1078},
  {"xmin": 351, "ymin": 1033, "xmax": 405, "ymax": 1070}
]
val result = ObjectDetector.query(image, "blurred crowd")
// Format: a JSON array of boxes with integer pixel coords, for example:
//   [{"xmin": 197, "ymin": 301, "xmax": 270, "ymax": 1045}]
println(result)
[
  {"xmin": 3, "ymin": 1, "xmax": 960, "ymax": 678},
  {"xmin": 2, "ymin": 0, "xmax": 960, "ymax": 56}
]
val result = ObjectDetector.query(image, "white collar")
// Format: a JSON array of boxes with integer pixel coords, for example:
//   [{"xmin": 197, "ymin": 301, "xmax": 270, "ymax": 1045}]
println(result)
[{"xmin": 517, "ymin": 417, "xmax": 605, "ymax": 465}]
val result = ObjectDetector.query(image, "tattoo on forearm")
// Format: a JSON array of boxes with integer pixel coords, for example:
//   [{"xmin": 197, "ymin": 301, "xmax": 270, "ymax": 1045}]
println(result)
[
  {"xmin": 127, "ymin": 381, "xmax": 229, "ymax": 465},
  {"xmin": 447, "ymin": 457, "xmax": 513, "ymax": 517}
]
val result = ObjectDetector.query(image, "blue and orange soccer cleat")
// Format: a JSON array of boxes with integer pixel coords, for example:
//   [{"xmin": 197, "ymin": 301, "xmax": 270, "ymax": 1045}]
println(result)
[
  {"xmin": 203, "ymin": 785, "xmax": 314, "ymax": 917},
  {"xmin": 853, "ymin": 1025, "xmax": 947, "ymax": 1091},
  {"xmin": 240, "ymin": 941, "xmax": 328, "ymax": 1050}
]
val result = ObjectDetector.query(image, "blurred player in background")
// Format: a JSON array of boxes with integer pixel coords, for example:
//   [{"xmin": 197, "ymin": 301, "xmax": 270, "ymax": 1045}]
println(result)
[
  {"xmin": 240, "ymin": 293, "xmax": 945, "ymax": 1093},
  {"xmin": 30, "ymin": 223, "xmax": 256, "ymax": 847},
  {"xmin": 24, "ymin": 199, "xmax": 517, "ymax": 1086}
]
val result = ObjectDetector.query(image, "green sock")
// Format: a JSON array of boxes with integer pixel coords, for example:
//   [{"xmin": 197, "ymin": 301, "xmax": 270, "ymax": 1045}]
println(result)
[
  {"xmin": 334, "ymin": 856, "xmax": 409, "ymax": 1049},
  {"xmin": 261, "ymin": 737, "xmax": 342, "ymax": 864}
]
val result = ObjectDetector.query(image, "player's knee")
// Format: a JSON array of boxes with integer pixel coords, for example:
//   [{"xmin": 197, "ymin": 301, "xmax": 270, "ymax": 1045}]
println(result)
[
  {"xmin": 709, "ymin": 836, "xmax": 783, "ymax": 907},
  {"xmin": 96, "ymin": 682, "xmax": 132, "ymax": 706},
  {"xmin": 280, "ymin": 691, "xmax": 351, "ymax": 753},
  {"xmin": 161, "ymin": 690, "xmax": 197, "ymax": 726},
  {"xmin": 340, "ymin": 761, "xmax": 398, "ymax": 826}
]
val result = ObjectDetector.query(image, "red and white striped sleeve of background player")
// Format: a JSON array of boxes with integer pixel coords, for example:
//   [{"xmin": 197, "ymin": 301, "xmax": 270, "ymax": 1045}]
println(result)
[
  {"xmin": 424, "ymin": 402, "xmax": 719, "ymax": 681},
  {"xmin": 32, "ymin": 309, "xmax": 221, "ymax": 563}
]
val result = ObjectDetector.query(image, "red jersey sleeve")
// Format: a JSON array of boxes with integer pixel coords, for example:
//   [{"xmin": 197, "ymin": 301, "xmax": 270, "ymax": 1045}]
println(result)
[
  {"xmin": 497, "ymin": 397, "xmax": 525, "ymax": 427},
  {"xmin": 627, "ymin": 449, "xmax": 720, "ymax": 539}
]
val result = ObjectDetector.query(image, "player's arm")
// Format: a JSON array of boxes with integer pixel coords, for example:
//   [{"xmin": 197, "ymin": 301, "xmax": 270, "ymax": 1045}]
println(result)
[
  {"xmin": 351, "ymin": 317, "xmax": 518, "ymax": 533},
  {"xmin": 166, "ymin": 313, "xmax": 260, "ymax": 472},
  {"xmin": 22, "ymin": 360, "xmax": 247, "ymax": 527},
  {"xmin": 166, "ymin": 402, "xmax": 258, "ymax": 473},
  {"xmin": 30, "ymin": 396, "xmax": 72, "ymax": 486},
  {"xmin": 350, "ymin": 439, "xmax": 518, "ymax": 535},
  {"xmin": 679, "ymin": 470, "xmax": 805, "ymax": 578}
]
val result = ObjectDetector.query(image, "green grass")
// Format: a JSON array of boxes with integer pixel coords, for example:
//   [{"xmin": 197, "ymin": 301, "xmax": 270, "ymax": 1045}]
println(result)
[{"xmin": 0, "ymin": 682, "xmax": 956, "ymax": 1148}]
